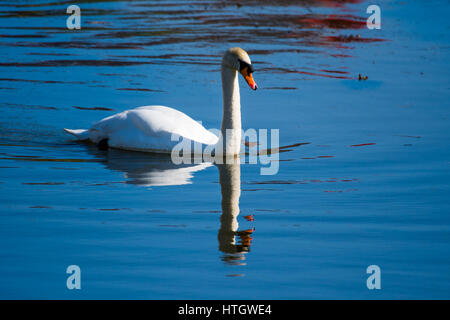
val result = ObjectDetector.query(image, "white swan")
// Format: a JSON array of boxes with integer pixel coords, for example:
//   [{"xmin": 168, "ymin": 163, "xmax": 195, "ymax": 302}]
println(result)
[{"xmin": 64, "ymin": 47, "xmax": 257, "ymax": 155}]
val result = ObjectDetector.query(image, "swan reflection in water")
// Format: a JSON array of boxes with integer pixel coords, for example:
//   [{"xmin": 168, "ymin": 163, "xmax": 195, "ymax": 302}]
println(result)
[
  {"xmin": 217, "ymin": 159, "xmax": 254, "ymax": 265},
  {"xmin": 86, "ymin": 146, "xmax": 253, "ymax": 265},
  {"xmin": 87, "ymin": 146, "xmax": 212, "ymax": 187}
]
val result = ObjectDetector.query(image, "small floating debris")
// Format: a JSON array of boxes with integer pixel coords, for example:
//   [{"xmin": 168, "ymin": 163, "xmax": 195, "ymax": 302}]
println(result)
[{"xmin": 358, "ymin": 74, "xmax": 368, "ymax": 81}]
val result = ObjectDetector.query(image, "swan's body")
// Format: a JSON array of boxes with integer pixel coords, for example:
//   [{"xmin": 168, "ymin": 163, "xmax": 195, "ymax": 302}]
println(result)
[
  {"xmin": 64, "ymin": 47, "xmax": 257, "ymax": 155},
  {"xmin": 65, "ymin": 105, "xmax": 218, "ymax": 153}
]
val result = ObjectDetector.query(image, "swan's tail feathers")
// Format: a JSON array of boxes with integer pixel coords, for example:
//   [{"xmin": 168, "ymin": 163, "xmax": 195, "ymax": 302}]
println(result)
[{"xmin": 64, "ymin": 128, "xmax": 90, "ymax": 140}]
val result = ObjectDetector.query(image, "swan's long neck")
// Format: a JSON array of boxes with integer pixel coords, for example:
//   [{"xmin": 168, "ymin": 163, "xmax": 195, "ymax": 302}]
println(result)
[{"xmin": 218, "ymin": 65, "xmax": 241, "ymax": 155}]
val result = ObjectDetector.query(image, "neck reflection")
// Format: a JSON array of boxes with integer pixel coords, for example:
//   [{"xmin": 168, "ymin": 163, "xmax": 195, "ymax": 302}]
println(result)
[{"xmin": 217, "ymin": 159, "xmax": 254, "ymax": 266}]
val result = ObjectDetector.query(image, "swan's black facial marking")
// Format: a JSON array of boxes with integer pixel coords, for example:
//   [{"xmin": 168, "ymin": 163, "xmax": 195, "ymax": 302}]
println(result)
[
  {"xmin": 239, "ymin": 59, "xmax": 258, "ymax": 90},
  {"xmin": 238, "ymin": 59, "xmax": 254, "ymax": 74}
]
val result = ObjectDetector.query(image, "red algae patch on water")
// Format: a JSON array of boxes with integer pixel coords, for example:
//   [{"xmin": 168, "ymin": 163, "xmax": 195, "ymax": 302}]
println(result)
[{"xmin": 298, "ymin": 14, "xmax": 366, "ymax": 29}]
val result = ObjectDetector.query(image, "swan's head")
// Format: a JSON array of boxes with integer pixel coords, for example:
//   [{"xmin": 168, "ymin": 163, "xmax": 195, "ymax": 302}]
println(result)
[{"xmin": 222, "ymin": 47, "xmax": 258, "ymax": 90}]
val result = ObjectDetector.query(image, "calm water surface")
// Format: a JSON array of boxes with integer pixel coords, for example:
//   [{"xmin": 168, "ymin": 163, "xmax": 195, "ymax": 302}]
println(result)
[{"xmin": 0, "ymin": 0, "xmax": 449, "ymax": 299}]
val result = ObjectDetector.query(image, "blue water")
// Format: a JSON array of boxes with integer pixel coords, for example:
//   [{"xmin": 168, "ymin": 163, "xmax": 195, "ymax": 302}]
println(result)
[{"xmin": 0, "ymin": 0, "xmax": 449, "ymax": 299}]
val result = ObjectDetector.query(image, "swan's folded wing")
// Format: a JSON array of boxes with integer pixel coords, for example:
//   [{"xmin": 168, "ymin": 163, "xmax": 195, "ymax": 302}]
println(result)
[
  {"xmin": 87, "ymin": 105, "xmax": 218, "ymax": 152},
  {"xmin": 128, "ymin": 106, "xmax": 219, "ymax": 145}
]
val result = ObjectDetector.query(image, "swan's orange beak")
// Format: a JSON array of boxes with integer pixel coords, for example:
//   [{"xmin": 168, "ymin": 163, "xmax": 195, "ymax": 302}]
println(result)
[{"xmin": 240, "ymin": 67, "xmax": 258, "ymax": 90}]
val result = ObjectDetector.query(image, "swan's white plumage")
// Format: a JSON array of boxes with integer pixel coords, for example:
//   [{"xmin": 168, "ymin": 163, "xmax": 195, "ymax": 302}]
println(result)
[
  {"xmin": 65, "ymin": 105, "xmax": 218, "ymax": 153},
  {"xmin": 64, "ymin": 128, "xmax": 89, "ymax": 140}
]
